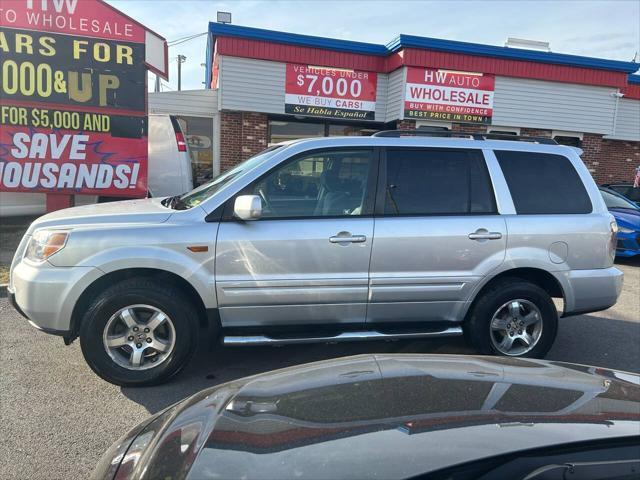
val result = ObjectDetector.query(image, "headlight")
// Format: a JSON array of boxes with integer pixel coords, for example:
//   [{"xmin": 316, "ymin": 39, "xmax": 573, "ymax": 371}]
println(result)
[
  {"xmin": 25, "ymin": 230, "xmax": 69, "ymax": 262},
  {"xmin": 618, "ymin": 226, "xmax": 635, "ymax": 234},
  {"xmin": 91, "ymin": 406, "xmax": 176, "ymax": 480},
  {"xmin": 89, "ymin": 418, "xmax": 154, "ymax": 480}
]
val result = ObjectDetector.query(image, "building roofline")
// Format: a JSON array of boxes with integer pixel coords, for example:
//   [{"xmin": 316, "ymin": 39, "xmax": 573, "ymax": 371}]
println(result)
[
  {"xmin": 628, "ymin": 74, "xmax": 640, "ymax": 85},
  {"xmin": 208, "ymin": 22, "xmax": 388, "ymax": 56},
  {"xmin": 209, "ymin": 22, "xmax": 639, "ymax": 74},
  {"xmin": 388, "ymin": 34, "xmax": 638, "ymax": 73}
]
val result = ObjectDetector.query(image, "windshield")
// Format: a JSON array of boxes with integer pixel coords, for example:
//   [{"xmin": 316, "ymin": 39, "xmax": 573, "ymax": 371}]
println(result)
[
  {"xmin": 169, "ymin": 146, "xmax": 284, "ymax": 210},
  {"xmin": 600, "ymin": 189, "xmax": 639, "ymax": 210}
]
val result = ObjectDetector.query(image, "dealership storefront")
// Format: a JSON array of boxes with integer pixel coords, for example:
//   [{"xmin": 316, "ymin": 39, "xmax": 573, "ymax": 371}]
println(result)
[{"xmin": 158, "ymin": 22, "xmax": 639, "ymax": 186}]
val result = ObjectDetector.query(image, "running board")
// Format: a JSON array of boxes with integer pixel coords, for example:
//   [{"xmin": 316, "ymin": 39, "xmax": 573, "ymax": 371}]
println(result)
[{"xmin": 223, "ymin": 326, "xmax": 463, "ymax": 346}]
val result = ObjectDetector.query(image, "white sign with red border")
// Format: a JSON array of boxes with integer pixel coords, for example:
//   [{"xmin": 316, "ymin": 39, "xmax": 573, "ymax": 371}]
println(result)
[{"xmin": 404, "ymin": 67, "xmax": 495, "ymax": 124}]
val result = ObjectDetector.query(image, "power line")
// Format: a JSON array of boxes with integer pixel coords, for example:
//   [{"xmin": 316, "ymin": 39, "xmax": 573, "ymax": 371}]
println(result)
[
  {"xmin": 168, "ymin": 32, "xmax": 207, "ymax": 47},
  {"xmin": 160, "ymin": 81, "xmax": 174, "ymax": 92},
  {"xmin": 167, "ymin": 32, "xmax": 206, "ymax": 44}
]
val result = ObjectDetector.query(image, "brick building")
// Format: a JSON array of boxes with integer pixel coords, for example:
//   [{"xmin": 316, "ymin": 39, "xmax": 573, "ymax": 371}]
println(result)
[{"xmin": 152, "ymin": 23, "xmax": 640, "ymax": 185}]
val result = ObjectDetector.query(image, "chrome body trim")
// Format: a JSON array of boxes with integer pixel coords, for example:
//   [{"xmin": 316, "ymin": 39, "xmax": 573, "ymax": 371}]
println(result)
[{"xmin": 223, "ymin": 327, "xmax": 463, "ymax": 346}]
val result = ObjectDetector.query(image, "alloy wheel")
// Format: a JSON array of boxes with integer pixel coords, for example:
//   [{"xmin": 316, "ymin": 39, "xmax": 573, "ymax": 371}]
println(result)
[
  {"xmin": 102, "ymin": 304, "xmax": 176, "ymax": 370},
  {"xmin": 489, "ymin": 299, "xmax": 543, "ymax": 356}
]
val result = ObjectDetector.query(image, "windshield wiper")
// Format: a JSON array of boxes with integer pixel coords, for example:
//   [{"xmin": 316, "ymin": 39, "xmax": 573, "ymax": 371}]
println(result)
[
  {"xmin": 161, "ymin": 195, "xmax": 178, "ymax": 208},
  {"xmin": 161, "ymin": 195, "xmax": 188, "ymax": 210},
  {"xmin": 523, "ymin": 459, "xmax": 640, "ymax": 480}
]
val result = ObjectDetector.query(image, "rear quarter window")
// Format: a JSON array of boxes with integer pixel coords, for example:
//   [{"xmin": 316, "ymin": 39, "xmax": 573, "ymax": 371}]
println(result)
[{"xmin": 495, "ymin": 151, "xmax": 592, "ymax": 214}]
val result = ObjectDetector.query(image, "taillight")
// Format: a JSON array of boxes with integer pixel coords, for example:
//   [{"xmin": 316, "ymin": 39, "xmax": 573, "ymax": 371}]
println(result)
[
  {"xmin": 608, "ymin": 219, "xmax": 618, "ymax": 262},
  {"xmin": 175, "ymin": 132, "xmax": 187, "ymax": 152}
]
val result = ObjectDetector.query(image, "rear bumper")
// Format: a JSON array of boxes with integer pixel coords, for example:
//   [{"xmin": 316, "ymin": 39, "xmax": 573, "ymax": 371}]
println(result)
[{"xmin": 562, "ymin": 266, "xmax": 624, "ymax": 317}]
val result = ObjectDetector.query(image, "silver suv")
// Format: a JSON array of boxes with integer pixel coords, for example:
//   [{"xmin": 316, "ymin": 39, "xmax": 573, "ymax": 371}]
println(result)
[{"xmin": 8, "ymin": 131, "xmax": 623, "ymax": 386}]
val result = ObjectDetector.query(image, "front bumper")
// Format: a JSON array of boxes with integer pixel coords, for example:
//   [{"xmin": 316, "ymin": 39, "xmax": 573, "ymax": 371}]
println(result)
[
  {"xmin": 9, "ymin": 260, "xmax": 103, "ymax": 334},
  {"xmin": 562, "ymin": 266, "xmax": 624, "ymax": 316},
  {"xmin": 8, "ymin": 290, "xmax": 28, "ymax": 320},
  {"xmin": 8, "ymin": 290, "xmax": 70, "ymax": 336}
]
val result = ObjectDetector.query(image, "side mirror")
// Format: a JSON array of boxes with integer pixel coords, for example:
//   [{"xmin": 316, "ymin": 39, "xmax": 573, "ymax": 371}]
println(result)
[{"xmin": 233, "ymin": 195, "xmax": 262, "ymax": 221}]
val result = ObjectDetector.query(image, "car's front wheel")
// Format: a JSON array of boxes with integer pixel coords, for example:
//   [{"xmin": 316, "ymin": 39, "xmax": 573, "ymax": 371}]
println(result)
[
  {"xmin": 79, "ymin": 278, "xmax": 199, "ymax": 386},
  {"xmin": 465, "ymin": 278, "xmax": 558, "ymax": 358}
]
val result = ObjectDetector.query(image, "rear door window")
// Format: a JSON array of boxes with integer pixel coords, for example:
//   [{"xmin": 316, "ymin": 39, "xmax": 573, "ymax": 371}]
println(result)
[
  {"xmin": 383, "ymin": 149, "xmax": 496, "ymax": 215},
  {"xmin": 495, "ymin": 151, "xmax": 592, "ymax": 214}
]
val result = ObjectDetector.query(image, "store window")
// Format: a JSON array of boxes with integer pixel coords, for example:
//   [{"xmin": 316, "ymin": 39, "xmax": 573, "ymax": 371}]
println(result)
[
  {"xmin": 175, "ymin": 116, "xmax": 214, "ymax": 186},
  {"xmin": 552, "ymin": 131, "xmax": 583, "ymax": 147},
  {"xmin": 268, "ymin": 117, "xmax": 382, "ymax": 145},
  {"xmin": 487, "ymin": 126, "xmax": 520, "ymax": 136},
  {"xmin": 269, "ymin": 120, "xmax": 325, "ymax": 144},
  {"xmin": 416, "ymin": 120, "xmax": 452, "ymax": 131},
  {"xmin": 328, "ymin": 124, "xmax": 381, "ymax": 137}
]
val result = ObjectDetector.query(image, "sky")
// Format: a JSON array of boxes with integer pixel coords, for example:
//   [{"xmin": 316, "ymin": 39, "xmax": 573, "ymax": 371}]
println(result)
[{"xmin": 107, "ymin": 0, "xmax": 640, "ymax": 91}]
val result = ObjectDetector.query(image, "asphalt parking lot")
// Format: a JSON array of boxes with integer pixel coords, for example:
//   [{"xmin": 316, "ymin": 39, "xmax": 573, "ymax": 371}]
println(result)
[{"xmin": 0, "ymin": 259, "xmax": 638, "ymax": 480}]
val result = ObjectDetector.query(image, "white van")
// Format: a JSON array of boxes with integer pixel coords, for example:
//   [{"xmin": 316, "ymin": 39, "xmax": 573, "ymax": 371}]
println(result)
[{"xmin": 0, "ymin": 114, "xmax": 193, "ymax": 217}]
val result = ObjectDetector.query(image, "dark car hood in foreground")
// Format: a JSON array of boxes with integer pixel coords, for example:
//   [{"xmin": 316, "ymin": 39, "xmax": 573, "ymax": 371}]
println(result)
[{"xmin": 116, "ymin": 355, "xmax": 640, "ymax": 480}]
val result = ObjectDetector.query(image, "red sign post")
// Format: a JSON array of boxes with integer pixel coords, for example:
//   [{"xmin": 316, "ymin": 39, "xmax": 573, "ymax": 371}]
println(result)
[
  {"xmin": 404, "ymin": 67, "xmax": 495, "ymax": 124},
  {"xmin": 285, "ymin": 64, "xmax": 377, "ymax": 120},
  {"xmin": 0, "ymin": 0, "xmax": 167, "ymax": 211}
]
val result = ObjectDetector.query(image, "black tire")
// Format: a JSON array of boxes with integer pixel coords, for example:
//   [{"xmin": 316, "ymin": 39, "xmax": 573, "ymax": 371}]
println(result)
[
  {"xmin": 79, "ymin": 278, "xmax": 199, "ymax": 387},
  {"xmin": 464, "ymin": 278, "xmax": 558, "ymax": 358}
]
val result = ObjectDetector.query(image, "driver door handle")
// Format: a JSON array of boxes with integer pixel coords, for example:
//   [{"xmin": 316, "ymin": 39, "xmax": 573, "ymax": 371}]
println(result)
[
  {"xmin": 468, "ymin": 232, "xmax": 502, "ymax": 240},
  {"xmin": 329, "ymin": 234, "xmax": 367, "ymax": 244}
]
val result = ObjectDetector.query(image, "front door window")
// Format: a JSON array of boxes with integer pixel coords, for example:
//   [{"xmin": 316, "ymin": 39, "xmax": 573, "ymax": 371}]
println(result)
[{"xmin": 250, "ymin": 149, "xmax": 375, "ymax": 218}]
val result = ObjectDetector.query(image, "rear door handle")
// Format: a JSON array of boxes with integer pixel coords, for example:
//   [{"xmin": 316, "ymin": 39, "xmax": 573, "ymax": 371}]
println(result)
[
  {"xmin": 468, "ymin": 231, "xmax": 502, "ymax": 240},
  {"xmin": 329, "ymin": 234, "xmax": 367, "ymax": 244}
]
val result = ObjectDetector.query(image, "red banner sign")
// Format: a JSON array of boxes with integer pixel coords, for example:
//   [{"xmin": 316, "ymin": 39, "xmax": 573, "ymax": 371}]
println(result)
[
  {"xmin": 0, "ymin": 0, "xmax": 155, "ymax": 198},
  {"xmin": 404, "ymin": 67, "xmax": 495, "ymax": 124},
  {"xmin": 0, "ymin": 0, "xmax": 145, "ymax": 41},
  {"xmin": 285, "ymin": 64, "xmax": 377, "ymax": 120}
]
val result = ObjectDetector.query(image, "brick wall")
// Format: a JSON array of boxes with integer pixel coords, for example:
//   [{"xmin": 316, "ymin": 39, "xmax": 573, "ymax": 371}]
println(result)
[
  {"xmin": 597, "ymin": 139, "xmax": 640, "ymax": 184},
  {"xmin": 452, "ymin": 123, "xmax": 487, "ymax": 134},
  {"xmin": 221, "ymin": 113, "xmax": 639, "ymax": 182},
  {"xmin": 396, "ymin": 119, "xmax": 416, "ymax": 130},
  {"xmin": 580, "ymin": 133, "xmax": 604, "ymax": 181},
  {"xmin": 220, "ymin": 111, "xmax": 268, "ymax": 171},
  {"xmin": 513, "ymin": 130, "xmax": 640, "ymax": 185}
]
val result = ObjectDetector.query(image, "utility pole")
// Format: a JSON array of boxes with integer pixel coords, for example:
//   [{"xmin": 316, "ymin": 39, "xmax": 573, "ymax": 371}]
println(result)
[{"xmin": 177, "ymin": 55, "xmax": 187, "ymax": 91}]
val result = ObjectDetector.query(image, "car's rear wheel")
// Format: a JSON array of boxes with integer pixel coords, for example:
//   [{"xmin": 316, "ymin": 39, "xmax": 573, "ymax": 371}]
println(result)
[
  {"xmin": 80, "ymin": 278, "xmax": 199, "ymax": 386},
  {"xmin": 465, "ymin": 278, "xmax": 558, "ymax": 358}
]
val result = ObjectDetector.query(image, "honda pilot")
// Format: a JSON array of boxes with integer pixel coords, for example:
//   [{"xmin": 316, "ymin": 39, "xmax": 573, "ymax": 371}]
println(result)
[{"xmin": 8, "ymin": 131, "xmax": 624, "ymax": 386}]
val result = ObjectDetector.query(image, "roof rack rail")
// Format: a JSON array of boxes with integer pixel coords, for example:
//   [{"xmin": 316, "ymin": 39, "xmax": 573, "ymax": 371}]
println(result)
[{"xmin": 372, "ymin": 128, "xmax": 558, "ymax": 145}]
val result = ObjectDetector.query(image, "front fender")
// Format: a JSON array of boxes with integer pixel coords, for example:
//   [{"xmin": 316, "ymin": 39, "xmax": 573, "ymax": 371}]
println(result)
[{"xmin": 75, "ymin": 245, "xmax": 217, "ymax": 309}]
